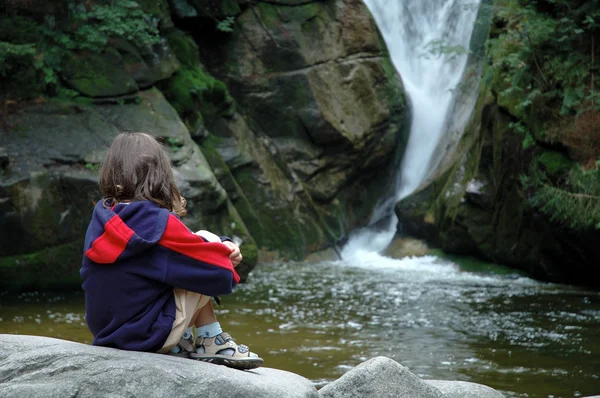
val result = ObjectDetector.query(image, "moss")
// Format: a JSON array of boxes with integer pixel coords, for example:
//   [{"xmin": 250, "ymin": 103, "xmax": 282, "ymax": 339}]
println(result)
[
  {"xmin": 61, "ymin": 48, "xmax": 138, "ymax": 97},
  {"xmin": 228, "ymin": 166, "xmax": 308, "ymax": 259},
  {"xmin": 537, "ymin": 151, "xmax": 572, "ymax": 177},
  {"xmin": 163, "ymin": 29, "xmax": 234, "ymax": 128},
  {"xmin": 0, "ymin": 240, "xmax": 84, "ymax": 292},
  {"xmin": 166, "ymin": 29, "xmax": 200, "ymax": 69},
  {"xmin": 163, "ymin": 66, "xmax": 232, "ymax": 128}
]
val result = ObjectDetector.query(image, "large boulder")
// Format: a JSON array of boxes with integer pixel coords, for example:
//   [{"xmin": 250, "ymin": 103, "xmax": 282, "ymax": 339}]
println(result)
[
  {"xmin": 318, "ymin": 356, "xmax": 505, "ymax": 398},
  {"xmin": 196, "ymin": 0, "xmax": 408, "ymax": 238},
  {"xmin": 0, "ymin": 336, "xmax": 506, "ymax": 398},
  {"xmin": 318, "ymin": 357, "xmax": 445, "ymax": 398},
  {"xmin": 0, "ymin": 89, "xmax": 256, "ymax": 290},
  {"xmin": 0, "ymin": 334, "xmax": 319, "ymax": 398}
]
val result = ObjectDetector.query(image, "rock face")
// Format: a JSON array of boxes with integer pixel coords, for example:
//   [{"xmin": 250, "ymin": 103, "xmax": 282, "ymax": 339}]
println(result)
[
  {"xmin": 0, "ymin": 334, "xmax": 319, "ymax": 398},
  {"xmin": 0, "ymin": 0, "xmax": 407, "ymax": 290},
  {"xmin": 0, "ymin": 335, "xmax": 505, "ymax": 398},
  {"xmin": 194, "ymin": 0, "xmax": 408, "ymax": 238},
  {"xmin": 0, "ymin": 89, "xmax": 256, "ymax": 289},
  {"xmin": 394, "ymin": 2, "xmax": 600, "ymax": 287}
]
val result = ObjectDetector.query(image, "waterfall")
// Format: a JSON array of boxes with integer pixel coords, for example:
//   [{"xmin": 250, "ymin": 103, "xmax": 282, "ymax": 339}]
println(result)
[{"xmin": 342, "ymin": 0, "xmax": 481, "ymax": 256}]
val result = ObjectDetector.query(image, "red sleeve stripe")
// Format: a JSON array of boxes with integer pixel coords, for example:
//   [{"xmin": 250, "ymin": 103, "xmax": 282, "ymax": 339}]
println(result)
[
  {"xmin": 159, "ymin": 215, "xmax": 240, "ymax": 283},
  {"xmin": 85, "ymin": 215, "xmax": 135, "ymax": 264}
]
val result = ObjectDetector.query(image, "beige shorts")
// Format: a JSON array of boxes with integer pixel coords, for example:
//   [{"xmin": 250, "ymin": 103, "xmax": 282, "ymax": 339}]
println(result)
[{"xmin": 158, "ymin": 288, "xmax": 211, "ymax": 353}]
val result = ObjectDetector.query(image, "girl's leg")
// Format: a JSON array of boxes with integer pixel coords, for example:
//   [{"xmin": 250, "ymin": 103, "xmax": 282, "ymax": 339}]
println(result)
[{"xmin": 190, "ymin": 300, "xmax": 217, "ymax": 327}]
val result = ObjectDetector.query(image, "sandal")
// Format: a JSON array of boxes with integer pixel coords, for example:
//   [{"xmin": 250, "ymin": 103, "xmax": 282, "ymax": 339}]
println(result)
[
  {"xmin": 167, "ymin": 334, "xmax": 196, "ymax": 358},
  {"xmin": 190, "ymin": 332, "xmax": 264, "ymax": 370}
]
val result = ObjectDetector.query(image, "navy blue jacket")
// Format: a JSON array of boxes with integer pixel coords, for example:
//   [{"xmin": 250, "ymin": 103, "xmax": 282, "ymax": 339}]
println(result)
[{"xmin": 80, "ymin": 200, "xmax": 239, "ymax": 352}]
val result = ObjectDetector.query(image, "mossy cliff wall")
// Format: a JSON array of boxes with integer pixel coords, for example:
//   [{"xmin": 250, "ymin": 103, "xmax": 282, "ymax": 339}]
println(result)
[
  {"xmin": 0, "ymin": 0, "xmax": 407, "ymax": 290},
  {"xmin": 396, "ymin": 0, "xmax": 600, "ymax": 287}
]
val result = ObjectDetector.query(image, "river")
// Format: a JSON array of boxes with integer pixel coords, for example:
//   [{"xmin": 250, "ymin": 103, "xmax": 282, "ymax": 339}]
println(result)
[{"xmin": 1, "ymin": 254, "xmax": 599, "ymax": 398}]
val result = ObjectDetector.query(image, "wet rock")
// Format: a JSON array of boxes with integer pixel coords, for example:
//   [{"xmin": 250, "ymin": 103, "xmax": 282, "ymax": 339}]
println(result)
[
  {"xmin": 200, "ymin": 0, "xmax": 408, "ymax": 231},
  {"xmin": 62, "ymin": 48, "xmax": 139, "ymax": 97},
  {"xmin": 318, "ymin": 357, "xmax": 505, "ymax": 398},
  {"xmin": 383, "ymin": 237, "xmax": 430, "ymax": 259},
  {"xmin": 0, "ymin": 89, "xmax": 257, "ymax": 291},
  {"xmin": 424, "ymin": 380, "xmax": 505, "ymax": 398},
  {"xmin": 304, "ymin": 247, "xmax": 340, "ymax": 263},
  {"xmin": 318, "ymin": 357, "xmax": 446, "ymax": 398},
  {"xmin": 0, "ymin": 334, "xmax": 319, "ymax": 398},
  {"xmin": 0, "ymin": 146, "xmax": 8, "ymax": 168}
]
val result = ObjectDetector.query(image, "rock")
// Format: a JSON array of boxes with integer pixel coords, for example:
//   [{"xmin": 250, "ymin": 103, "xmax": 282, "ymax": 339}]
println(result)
[
  {"xmin": 304, "ymin": 247, "xmax": 340, "ymax": 263},
  {"xmin": 0, "ymin": 146, "xmax": 8, "ymax": 168},
  {"xmin": 116, "ymin": 38, "xmax": 181, "ymax": 89},
  {"xmin": 318, "ymin": 357, "xmax": 445, "ymax": 398},
  {"xmin": 424, "ymin": 380, "xmax": 505, "ymax": 398},
  {"xmin": 199, "ymin": 0, "xmax": 408, "ymax": 235},
  {"xmin": 0, "ymin": 334, "xmax": 319, "ymax": 398},
  {"xmin": 0, "ymin": 89, "xmax": 257, "ymax": 291},
  {"xmin": 62, "ymin": 48, "xmax": 139, "ymax": 97},
  {"xmin": 383, "ymin": 238, "xmax": 430, "ymax": 259}
]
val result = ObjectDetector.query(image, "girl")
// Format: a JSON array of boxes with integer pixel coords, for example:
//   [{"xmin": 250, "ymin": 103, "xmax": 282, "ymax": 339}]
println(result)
[{"xmin": 80, "ymin": 132, "xmax": 263, "ymax": 370}]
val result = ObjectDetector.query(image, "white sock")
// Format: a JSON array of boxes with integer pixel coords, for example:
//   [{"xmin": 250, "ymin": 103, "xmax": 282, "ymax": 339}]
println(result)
[
  {"xmin": 182, "ymin": 326, "xmax": 193, "ymax": 340},
  {"xmin": 196, "ymin": 322, "xmax": 223, "ymax": 338}
]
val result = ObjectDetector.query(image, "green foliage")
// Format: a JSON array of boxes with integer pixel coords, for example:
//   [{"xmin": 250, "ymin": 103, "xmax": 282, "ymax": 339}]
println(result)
[
  {"xmin": 166, "ymin": 137, "xmax": 183, "ymax": 152},
  {"xmin": 522, "ymin": 132, "xmax": 535, "ymax": 149},
  {"xmin": 216, "ymin": 17, "xmax": 236, "ymax": 33},
  {"xmin": 68, "ymin": 1, "xmax": 161, "ymax": 51},
  {"xmin": 164, "ymin": 29, "xmax": 235, "ymax": 129},
  {"xmin": 85, "ymin": 163, "xmax": 100, "ymax": 171},
  {"xmin": 525, "ymin": 163, "xmax": 600, "ymax": 230},
  {"xmin": 0, "ymin": 41, "xmax": 36, "ymax": 77},
  {"xmin": 2, "ymin": 1, "xmax": 161, "ymax": 97},
  {"xmin": 487, "ymin": 0, "xmax": 599, "ymax": 117},
  {"xmin": 537, "ymin": 151, "xmax": 572, "ymax": 176}
]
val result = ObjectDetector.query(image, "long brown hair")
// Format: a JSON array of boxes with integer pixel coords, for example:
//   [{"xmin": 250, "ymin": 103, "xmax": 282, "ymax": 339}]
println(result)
[{"xmin": 99, "ymin": 132, "xmax": 187, "ymax": 216}]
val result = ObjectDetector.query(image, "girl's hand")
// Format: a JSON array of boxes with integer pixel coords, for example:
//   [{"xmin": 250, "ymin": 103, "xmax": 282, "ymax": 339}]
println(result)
[{"xmin": 222, "ymin": 241, "xmax": 242, "ymax": 267}]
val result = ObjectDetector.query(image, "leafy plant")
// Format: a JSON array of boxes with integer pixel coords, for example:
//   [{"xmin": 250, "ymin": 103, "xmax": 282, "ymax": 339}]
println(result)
[
  {"xmin": 487, "ymin": 0, "xmax": 599, "ymax": 117},
  {"xmin": 0, "ymin": 41, "xmax": 36, "ymax": 77},
  {"xmin": 216, "ymin": 17, "xmax": 235, "ymax": 33},
  {"xmin": 524, "ymin": 159, "xmax": 600, "ymax": 230},
  {"xmin": 4, "ymin": 1, "xmax": 161, "ymax": 96},
  {"xmin": 85, "ymin": 163, "xmax": 100, "ymax": 171},
  {"xmin": 167, "ymin": 137, "xmax": 183, "ymax": 152}
]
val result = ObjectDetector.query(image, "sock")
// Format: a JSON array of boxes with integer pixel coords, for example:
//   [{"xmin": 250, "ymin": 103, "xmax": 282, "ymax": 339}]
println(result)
[
  {"xmin": 196, "ymin": 322, "xmax": 223, "ymax": 338},
  {"xmin": 182, "ymin": 326, "xmax": 193, "ymax": 340}
]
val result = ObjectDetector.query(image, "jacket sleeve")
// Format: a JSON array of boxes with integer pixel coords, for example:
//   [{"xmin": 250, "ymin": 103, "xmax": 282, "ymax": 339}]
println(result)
[{"xmin": 158, "ymin": 214, "xmax": 240, "ymax": 296}]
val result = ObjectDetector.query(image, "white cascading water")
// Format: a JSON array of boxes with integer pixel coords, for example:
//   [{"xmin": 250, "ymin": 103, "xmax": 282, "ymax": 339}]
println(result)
[{"xmin": 341, "ymin": 0, "xmax": 481, "ymax": 261}]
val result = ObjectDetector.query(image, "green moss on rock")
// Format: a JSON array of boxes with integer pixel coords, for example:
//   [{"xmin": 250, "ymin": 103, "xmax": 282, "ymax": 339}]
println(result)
[
  {"xmin": 163, "ymin": 29, "xmax": 234, "ymax": 129},
  {"xmin": 62, "ymin": 48, "xmax": 138, "ymax": 97},
  {"xmin": 536, "ymin": 151, "xmax": 572, "ymax": 177},
  {"xmin": 0, "ymin": 240, "xmax": 84, "ymax": 292}
]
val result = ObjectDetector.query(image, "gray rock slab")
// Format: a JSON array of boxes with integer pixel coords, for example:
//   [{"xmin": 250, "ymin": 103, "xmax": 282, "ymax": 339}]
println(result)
[
  {"xmin": 0, "ymin": 334, "xmax": 318, "ymax": 398},
  {"xmin": 318, "ymin": 356, "xmax": 445, "ymax": 398},
  {"xmin": 425, "ymin": 380, "xmax": 505, "ymax": 398}
]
